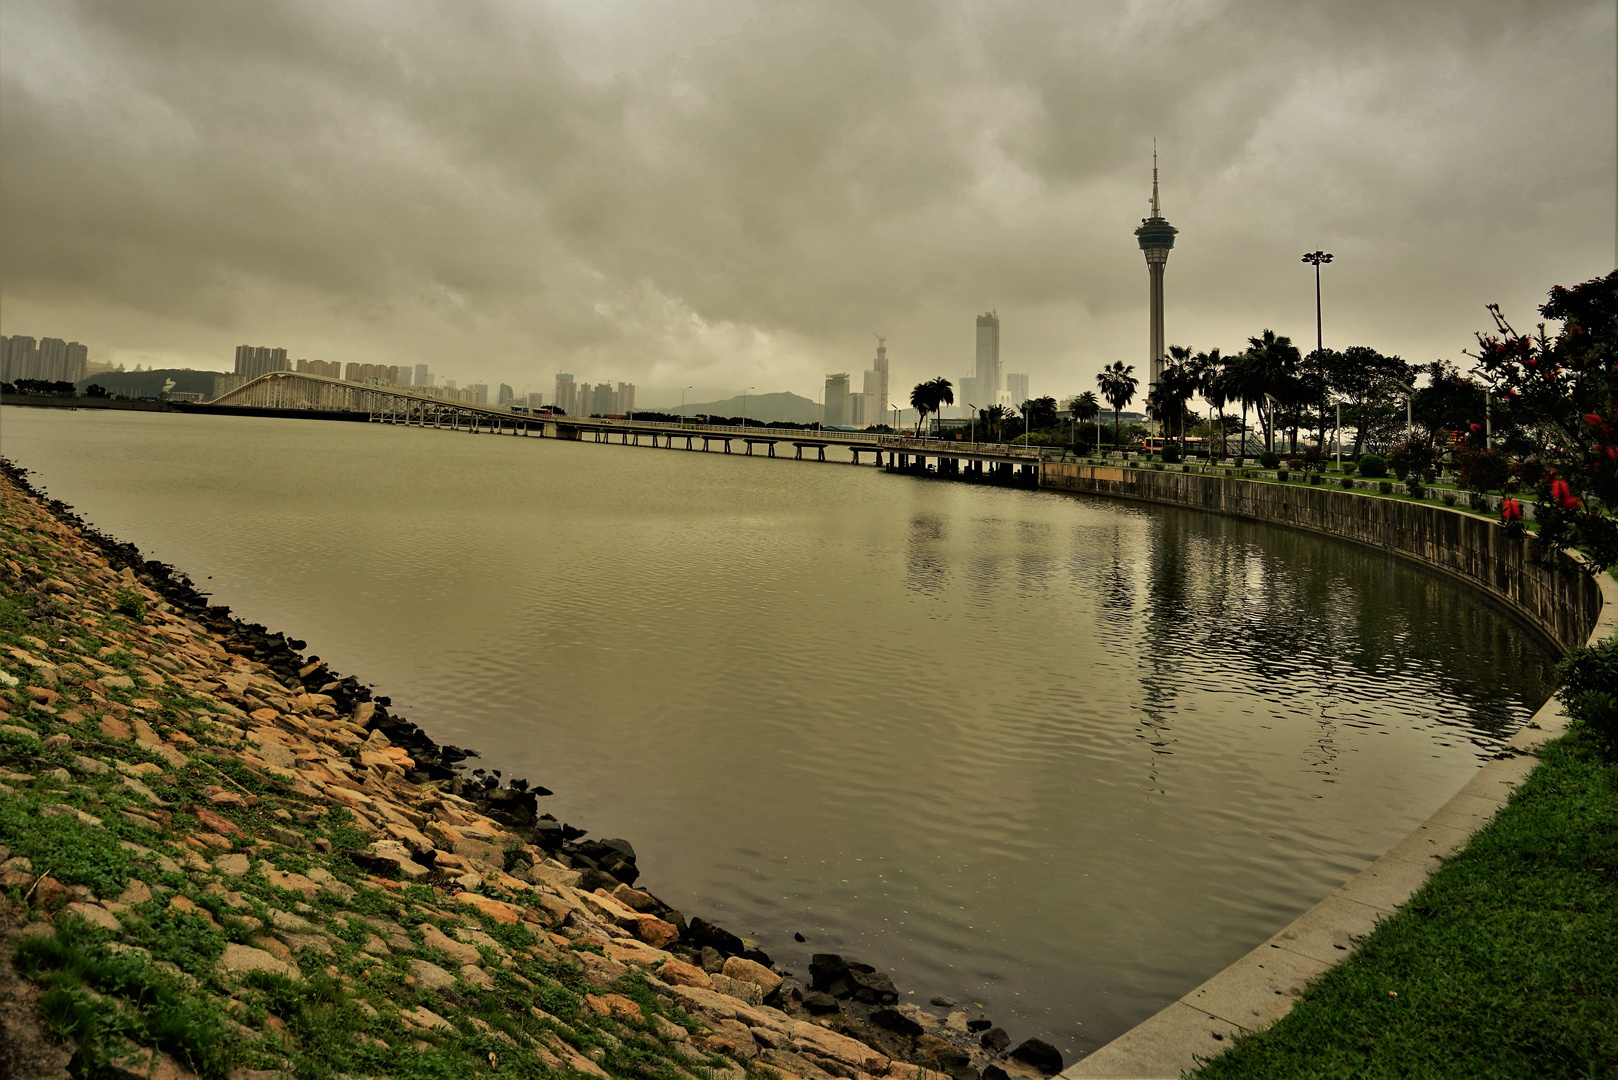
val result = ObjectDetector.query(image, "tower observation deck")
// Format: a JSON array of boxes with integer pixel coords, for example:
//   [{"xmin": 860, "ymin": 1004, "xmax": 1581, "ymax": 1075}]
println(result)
[{"xmin": 1134, "ymin": 149, "xmax": 1178, "ymax": 389}]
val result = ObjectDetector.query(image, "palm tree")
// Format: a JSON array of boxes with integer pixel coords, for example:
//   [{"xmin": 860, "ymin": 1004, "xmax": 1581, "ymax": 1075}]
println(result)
[
  {"xmin": 980, "ymin": 403, "xmax": 1012, "ymax": 442},
  {"xmin": 1069, "ymin": 391, "xmax": 1101, "ymax": 449},
  {"xmin": 1148, "ymin": 347, "xmax": 1198, "ymax": 452},
  {"xmin": 1243, "ymin": 329, "xmax": 1302, "ymax": 452},
  {"xmin": 1096, "ymin": 361, "xmax": 1139, "ymax": 451},
  {"xmin": 925, "ymin": 377, "xmax": 955, "ymax": 435},
  {"xmin": 909, "ymin": 382, "xmax": 932, "ymax": 435},
  {"xmin": 1191, "ymin": 348, "xmax": 1229, "ymax": 458}
]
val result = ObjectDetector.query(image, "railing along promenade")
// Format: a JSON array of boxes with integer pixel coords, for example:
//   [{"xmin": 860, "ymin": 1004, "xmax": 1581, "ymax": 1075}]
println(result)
[{"xmin": 202, "ymin": 370, "xmax": 1047, "ymax": 468}]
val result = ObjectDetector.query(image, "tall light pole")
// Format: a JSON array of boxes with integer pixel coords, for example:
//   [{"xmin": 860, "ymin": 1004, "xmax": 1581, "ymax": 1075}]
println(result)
[
  {"xmin": 680, "ymin": 385, "xmax": 692, "ymax": 424},
  {"xmin": 1301, "ymin": 250, "xmax": 1333, "ymax": 359},
  {"xmin": 1393, "ymin": 380, "xmax": 1415, "ymax": 443},
  {"xmin": 967, "ymin": 403, "xmax": 977, "ymax": 446}
]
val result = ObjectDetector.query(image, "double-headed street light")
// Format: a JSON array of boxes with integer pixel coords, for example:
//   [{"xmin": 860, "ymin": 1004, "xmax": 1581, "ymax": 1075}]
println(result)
[{"xmin": 1301, "ymin": 250, "xmax": 1334, "ymax": 359}]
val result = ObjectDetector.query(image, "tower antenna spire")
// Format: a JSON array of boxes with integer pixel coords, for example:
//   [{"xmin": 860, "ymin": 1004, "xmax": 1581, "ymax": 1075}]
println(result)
[{"xmin": 1151, "ymin": 139, "xmax": 1160, "ymax": 217}]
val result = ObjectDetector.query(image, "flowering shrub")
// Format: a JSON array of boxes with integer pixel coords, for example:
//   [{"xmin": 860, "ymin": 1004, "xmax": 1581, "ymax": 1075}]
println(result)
[
  {"xmin": 1471, "ymin": 270, "xmax": 1618, "ymax": 567},
  {"xmin": 1457, "ymin": 447, "xmax": 1510, "ymax": 494}
]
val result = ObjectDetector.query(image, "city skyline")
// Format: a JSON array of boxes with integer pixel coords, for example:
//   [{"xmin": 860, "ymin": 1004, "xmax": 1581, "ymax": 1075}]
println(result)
[{"xmin": 0, "ymin": 2, "xmax": 1612, "ymax": 408}]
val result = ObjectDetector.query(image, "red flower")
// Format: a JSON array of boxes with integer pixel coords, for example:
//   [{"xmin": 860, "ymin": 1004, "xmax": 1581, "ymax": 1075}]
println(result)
[
  {"xmin": 1586, "ymin": 413, "xmax": 1603, "ymax": 427},
  {"xmin": 1501, "ymin": 499, "xmax": 1523, "ymax": 522},
  {"xmin": 1469, "ymin": 423, "xmax": 1483, "ymax": 434},
  {"xmin": 1551, "ymin": 479, "xmax": 1582, "ymax": 510}
]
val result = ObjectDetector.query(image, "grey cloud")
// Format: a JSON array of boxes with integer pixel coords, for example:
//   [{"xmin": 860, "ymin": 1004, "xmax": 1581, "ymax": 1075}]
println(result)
[{"xmin": 1, "ymin": 0, "xmax": 1611, "ymax": 399}]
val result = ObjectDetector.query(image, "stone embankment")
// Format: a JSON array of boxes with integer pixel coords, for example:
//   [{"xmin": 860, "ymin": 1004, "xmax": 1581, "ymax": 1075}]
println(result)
[{"xmin": 0, "ymin": 460, "xmax": 1060, "ymax": 1080}]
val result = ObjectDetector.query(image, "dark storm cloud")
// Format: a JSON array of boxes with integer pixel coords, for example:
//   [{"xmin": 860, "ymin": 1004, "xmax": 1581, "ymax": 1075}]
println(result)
[{"xmin": 1, "ymin": 0, "xmax": 1612, "ymax": 398}]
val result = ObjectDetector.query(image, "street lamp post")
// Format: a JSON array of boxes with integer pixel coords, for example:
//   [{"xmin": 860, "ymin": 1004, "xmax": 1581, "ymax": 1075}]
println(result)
[
  {"xmin": 1301, "ymin": 250, "xmax": 1334, "ymax": 359},
  {"xmin": 1393, "ymin": 380, "xmax": 1415, "ymax": 443},
  {"xmin": 967, "ymin": 404, "xmax": 977, "ymax": 446},
  {"xmin": 680, "ymin": 385, "xmax": 693, "ymax": 425}
]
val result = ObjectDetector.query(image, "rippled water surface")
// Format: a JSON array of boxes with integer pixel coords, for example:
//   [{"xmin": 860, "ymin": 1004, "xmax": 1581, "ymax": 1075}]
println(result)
[{"xmin": 1, "ymin": 407, "xmax": 1556, "ymax": 1058}]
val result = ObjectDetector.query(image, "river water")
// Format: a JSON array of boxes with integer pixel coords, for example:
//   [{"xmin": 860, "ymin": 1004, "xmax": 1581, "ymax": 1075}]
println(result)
[{"xmin": 0, "ymin": 407, "xmax": 1556, "ymax": 1059}]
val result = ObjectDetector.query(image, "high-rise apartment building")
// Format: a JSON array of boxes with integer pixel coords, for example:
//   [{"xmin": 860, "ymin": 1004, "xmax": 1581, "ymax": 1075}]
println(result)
[
  {"xmin": 1007, "ymin": 373, "xmax": 1030, "ymax": 405},
  {"xmin": 975, "ymin": 312, "xmax": 1001, "ymax": 407},
  {"xmin": 554, "ymin": 374, "xmax": 577, "ymax": 415},
  {"xmin": 295, "ymin": 358, "xmax": 343, "ymax": 379},
  {"xmin": 414, "ymin": 364, "xmax": 431, "ymax": 387},
  {"xmin": 1, "ymin": 336, "xmax": 35, "ymax": 383},
  {"xmin": 471, "ymin": 383, "xmax": 489, "ymax": 405},
  {"xmin": 1, "ymin": 335, "xmax": 90, "ymax": 384},
  {"xmin": 823, "ymin": 372, "xmax": 851, "ymax": 427},
  {"xmin": 234, "ymin": 345, "xmax": 289, "ymax": 380},
  {"xmin": 615, "ymin": 382, "xmax": 636, "ymax": 416},
  {"xmin": 527, "ymin": 392, "xmax": 544, "ymax": 411},
  {"xmin": 497, "ymin": 384, "xmax": 514, "ymax": 407},
  {"xmin": 210, "ymin": 373, "xmax": 249, "ymax": 400}
]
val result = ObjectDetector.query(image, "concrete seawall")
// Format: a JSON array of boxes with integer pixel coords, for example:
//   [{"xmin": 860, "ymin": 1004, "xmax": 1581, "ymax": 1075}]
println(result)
[
  {"xmin": 1042, "ymin": 462, "xmax": 1612, "ymax": 1079},
  {"xmin": 1041, "ymin": 463, "xmax": 1600, "ymax": 653}
]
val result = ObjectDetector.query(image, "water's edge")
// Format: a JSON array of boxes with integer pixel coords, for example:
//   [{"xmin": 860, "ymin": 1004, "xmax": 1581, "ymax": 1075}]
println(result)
[{"xmin": 1044, "ymin": 466, "xmax": 1612, "ymax": 1079}]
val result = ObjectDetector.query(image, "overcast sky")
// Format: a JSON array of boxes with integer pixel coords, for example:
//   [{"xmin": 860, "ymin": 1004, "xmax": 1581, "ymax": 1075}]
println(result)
[{"xmin": 2, "ymin": 0, "xmax": 1613, "ymax": 405}]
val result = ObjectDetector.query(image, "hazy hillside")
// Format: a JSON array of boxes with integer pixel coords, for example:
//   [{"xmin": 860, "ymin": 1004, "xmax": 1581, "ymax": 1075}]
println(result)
[
  {"xmin": 75, "ymin": 369, "xmax": 227, "ymax": 398},
  {"xmin": 676, "ymin": 391, "xmax": 819, "ymax": 424}
]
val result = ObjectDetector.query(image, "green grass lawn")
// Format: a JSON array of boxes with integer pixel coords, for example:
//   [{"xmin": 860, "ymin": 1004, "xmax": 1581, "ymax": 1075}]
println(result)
[{"xmin": 1192, "ymin": 728, "xmax": 1618, "ymax": 1079}]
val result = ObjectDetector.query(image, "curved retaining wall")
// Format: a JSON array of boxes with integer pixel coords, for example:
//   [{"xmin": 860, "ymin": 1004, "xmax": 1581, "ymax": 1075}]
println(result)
[
  {"xmin": 1041, "ymin": 463, "xmax": 1612, "ymax": 1080},
  {"xmin": 1041, "ymin": 464, "xmax": 1600, "ymax": 652}
]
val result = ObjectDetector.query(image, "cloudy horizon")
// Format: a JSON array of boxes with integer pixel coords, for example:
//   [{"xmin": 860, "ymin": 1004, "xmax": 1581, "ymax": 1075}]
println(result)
[{"xmin": 1, "ymin": 0, "xmax": 1613, "ymax": 407}]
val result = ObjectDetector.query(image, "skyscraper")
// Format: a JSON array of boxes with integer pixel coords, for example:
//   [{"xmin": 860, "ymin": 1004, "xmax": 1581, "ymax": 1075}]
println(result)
[
  {"xmin": 975, "ymin": 312, "xmax": 1000, "ymax": 406},
  {"xmin": 870, "ymin": 337, "xmax": 890, "ymax": 422},
  {"xmin": 498, "ymin": 383, "xmax": 515, "ymax": 407},
  {"xmin": 414, "ymin": 363, "xmax": 431, "ymax": 387},
  {"xmin": 1007, "ymin": 373, "xmax": 1030, "ymax": 405},
  {"xmin": 1134, "ymin": 146, "xmax": 1178, "ymax": 389},
  {"xmin": 823, "ymin": 373, "xmax": 850, "ymax": 427}
]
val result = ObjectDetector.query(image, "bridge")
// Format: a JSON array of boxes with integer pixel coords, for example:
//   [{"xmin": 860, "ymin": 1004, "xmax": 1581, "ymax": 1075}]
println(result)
[{"xmin": 202, "ymin": 370, "xmax": 1048, "ymax": 481}]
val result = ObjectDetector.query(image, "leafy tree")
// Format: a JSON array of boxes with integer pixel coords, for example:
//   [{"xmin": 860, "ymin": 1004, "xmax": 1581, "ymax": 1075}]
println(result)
[
  {"xmin": 1469, "ymin": 269, "xmax": 1618, "ymax": 567},
  {"xmin": 1096, "ymin": 361, "xmax": 1139, "ymax": 451},
  {"xmin": 1017, "ymin": 395, "xmax": 1060, "ymax": 432},
  {"xmin": 82, "ymin": 383, "xmax": 110, "ymax": 398},
  {"xmin": 1321, "ymin": 345, "xmax": 1414, "ymax": 458},
  {"xmin": 1412, "ymin": 360, "xmax": 1486, "ymax": 442}
]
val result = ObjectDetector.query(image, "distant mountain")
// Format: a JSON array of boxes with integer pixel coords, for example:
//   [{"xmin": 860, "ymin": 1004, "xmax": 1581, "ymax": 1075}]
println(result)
[
  {"xmin": 673, "ymin": 391, "xmax": 820, "ymax": 425},
  {"xmin": 75, "ymin": 369, "xmax": 227, "ymax": 399}
]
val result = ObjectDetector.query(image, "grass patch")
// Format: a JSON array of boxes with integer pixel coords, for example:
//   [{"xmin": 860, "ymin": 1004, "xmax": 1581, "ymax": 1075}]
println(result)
[
  {"xmin": 1193, "ymin": 728, "xmax": 1618, "ymax": 1079},
  {"xmin": 15, "ymin": 916, "xmax": 238, "ymax": 1079}
]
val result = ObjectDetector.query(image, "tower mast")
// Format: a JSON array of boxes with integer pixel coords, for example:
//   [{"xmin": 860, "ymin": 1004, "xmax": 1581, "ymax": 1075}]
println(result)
[{"xmin": 1134, "ymin": 143, "xmax": 1178, "ymax": 389}]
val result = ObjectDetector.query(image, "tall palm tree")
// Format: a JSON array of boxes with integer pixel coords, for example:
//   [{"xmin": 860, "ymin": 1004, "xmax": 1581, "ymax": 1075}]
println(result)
[
  {"xmin": 1069, "ymin": 391, "xmax": 1101, "ymax": 449},
  {"xmin": 1096, "ymin": 361, "xmax": 1139, "ymax": 451},
  {"xmin": 980, "ymin": 403, "xmax": 1012, "ymax": 442},
  {"xmin": 909, "ymin": 382, "xmax": 932, "ymax": 435},
  {"xmin": 1149, "ymin": 348, "xmax": 1198, "ymax": 451},
  {"xmin": 1243, "ymin": 329, "xmax": 1302, "ymax": 452},
  {"xmin": 1191, "ymin": 348, "xmax": 1228, "ymax": 458},
  {"xmin": 924, "ymin": 377, "xmax": 955, "ymax": 435}
]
